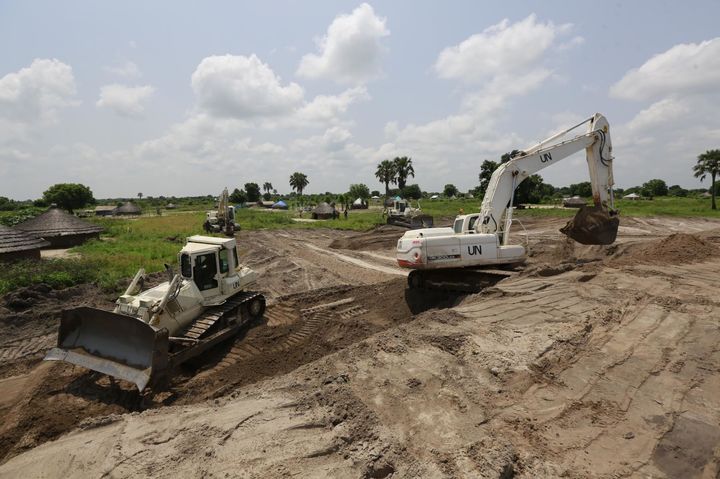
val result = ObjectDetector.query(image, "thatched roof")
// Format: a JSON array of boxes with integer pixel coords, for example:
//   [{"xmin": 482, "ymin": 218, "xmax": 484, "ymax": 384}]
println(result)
[
  {"xmin": 0, "ymin": 225, "xmax": 50, "ymax": 254},
  {"xmin": 15, "ymin": 207, "xmax": 104, "ymax": 238},
  {"xmin": 115, "ymin": 201, "xmax": 142, "ymax": 214},
  {"xmin": 312, "ymin": 202, "xmax": 335, "ymax": 215}
]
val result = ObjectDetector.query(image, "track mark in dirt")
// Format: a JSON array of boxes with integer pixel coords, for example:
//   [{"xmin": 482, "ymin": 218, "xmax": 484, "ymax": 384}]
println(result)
[
  {"xmin": 0, "ymin": 334, "xmax": 55, "ymax": 362},
  {"xmin": 305, "ymin": 243, "xmax": 407, "ymax": 277}
]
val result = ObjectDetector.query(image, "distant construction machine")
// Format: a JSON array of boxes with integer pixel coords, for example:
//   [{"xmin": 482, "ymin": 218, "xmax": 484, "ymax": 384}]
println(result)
[
  {"xmin": 45, "ymin": 235, "xmax": 265, "ymax": 391},
  {"xmin": 385, "ymin": 198, "xmax": 434, "ymax": 229},
  {"xmin": 397, "ymin": 113, "xmax": 619, "ymax": 291},
  {"xmin": 204, "ymin": 188, "xmax": 238, "ymax": 236}
]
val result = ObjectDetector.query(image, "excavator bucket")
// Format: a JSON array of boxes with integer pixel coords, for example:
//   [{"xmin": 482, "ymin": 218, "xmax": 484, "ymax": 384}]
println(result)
[
  {"xmin": 560, "ymin": 205, "xmax": 619, "ymax": 245},
  {"xmin": 44, "ymin": 307, "xmax": 169, "ymax": 391}
]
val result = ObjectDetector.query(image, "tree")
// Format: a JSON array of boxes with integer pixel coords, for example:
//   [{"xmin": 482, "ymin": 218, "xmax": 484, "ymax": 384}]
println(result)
[
  {"xmin": 229, "ymin": 188, "xmax": 247, "ymax": 204},
  {"xmin": 668, "ymin": 184, "xmax": 688, "ymax": 197},
  {"xmin": 443, "ymin": 184, "xmax": 458, "ymax": 198},
  {"xmin": 476, "ymin": 160, "xmax": 499, "ymax": 199},
  {"xmin": 289, "ymin": 172, "xmax": 309, "ymax": 197},
  {"xmin": 244, "ymin": 182, "xmax": 261, "ymax": 202},
  {"xmin": 371, "ymin": 190, "xmax": 380, "ymax": 197},
  {"xmin": 42, "ymin": 183, "xmax": 95, "ymax": 213},
  {"xmin": 375, "ymin": 160, "xmax": 396, "ymax": 197},
  {"xmin": 137, "ymin": 192, "xmax": 143, "ymax": 200},
  {"xmin": 393, "ymin": 157, "xmax": 415, "ymax": 190},
  {"xmin": 401, "ymin": 184, "xmax": 422, "ymax": 200},
  {"xmin": 262, "ymin": 182, "xmax": 273, "ymax": 195},
  {"xmin": 641, "ymin": 179, "xmax": 668, "ymax": 197},
  {"xmin": 515, "ymin": 175, "xmax": 554, "ymax": 204},
  {"xmin": 348, "ymin": 183, "xmax": 370, "ymax": 202},
  {"xmin": 569, "ymin": 182, "xmax": 593, "ymax": 197},
  {"xmin": 694, "ymin": 149, "xmax": 720, "ymax": 210}
]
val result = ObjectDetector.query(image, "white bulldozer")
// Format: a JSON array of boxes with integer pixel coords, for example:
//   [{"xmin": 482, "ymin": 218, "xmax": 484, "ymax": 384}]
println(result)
[
  {"xmin": 385, "ymin": 198, "xmax": 434, "ymax": 229},
  {"xmin": 397, "ymin": 113, "xmax": 619, "ymax": 291},
  {"xmin": 45, "ymin": 235, "xmax": 265, "ymax": 391}
]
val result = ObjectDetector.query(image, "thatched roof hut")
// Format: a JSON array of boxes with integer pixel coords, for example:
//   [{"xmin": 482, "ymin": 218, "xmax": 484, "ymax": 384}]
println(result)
[
  {"xmin": 15, "ymin": 207, "xmax": 104, "ymax": 248},
  {"xmin": 0, "ymin": 225, "xmax": 50, "ymax": 261},
  {"xmin": 311, "ymin": 202, "xmax": 336, "ymax": 220},
  {"xmin": 94, "ymin": 205, "xmax": 117, "ymax": 216},
  {"xmin": 115, "ymin": 201, "xmax": 142, "ymax": 216}
]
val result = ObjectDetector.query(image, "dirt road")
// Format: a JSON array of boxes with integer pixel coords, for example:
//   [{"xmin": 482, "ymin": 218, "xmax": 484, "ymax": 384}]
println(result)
[{"xmin": 1, "ymin": 216, "xmax": 719, "ymax": 478}]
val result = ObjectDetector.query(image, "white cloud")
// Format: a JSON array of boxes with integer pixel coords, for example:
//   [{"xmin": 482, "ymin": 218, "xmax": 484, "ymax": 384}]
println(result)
[
  {"xmin": 0, "ymin": 58, "xmax": 77, "ymax": 123},
  {"xmin": 297, "ymin": 3, "xmax": 389, "ymax": 84},
  {"xmin": 434, "ymin": 14, "xmax": 569, "ymax": 82},
  {"xmin": 96, "ymin": 84, "xmax": 155, "ymax": 117},
  {"xmin": 297, "ymin": 86, "xmax": 369, "ymax": 123},
  {"xmin": 192, "ymin": 54, "xmax": 304, "ymax": 118},
  {"xmin": 610, "ymin": 38, "xmax": 720, "ymax": 100},
  {"xmin": 104, "ymin": 61, "xmax": 142, "ymax": 79}
]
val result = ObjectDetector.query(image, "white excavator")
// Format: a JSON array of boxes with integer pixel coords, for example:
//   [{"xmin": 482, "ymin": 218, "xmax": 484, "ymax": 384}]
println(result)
[
  {"xmin": 397, "ymin": 113, "xmax": 619, "ymax": 291},
  {"xmin": 204, "ymin": 188, "xmax": 238, "ymax": 236},
  {"xmin": 45, "ymin": 235, "xmax": 265, "ymax": 391}
]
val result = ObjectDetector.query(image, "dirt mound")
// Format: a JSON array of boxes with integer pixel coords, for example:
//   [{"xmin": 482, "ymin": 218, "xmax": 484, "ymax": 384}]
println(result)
[
  {"xmin": 610, "ymin": 233, "xmax": 720, "ymax": 265},
  {"xmin": 329, "ymin": 225, "xmax": 406, "ymax": 251},
  {"xmin": 0, "ymin": 277, "xmax": 462, "ymax": 464}
]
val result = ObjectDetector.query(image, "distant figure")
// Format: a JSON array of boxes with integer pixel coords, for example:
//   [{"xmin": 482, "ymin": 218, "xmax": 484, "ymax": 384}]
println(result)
[{"xmin": 344, "ymin": 209, "xmax": 348, "ymax": 219}]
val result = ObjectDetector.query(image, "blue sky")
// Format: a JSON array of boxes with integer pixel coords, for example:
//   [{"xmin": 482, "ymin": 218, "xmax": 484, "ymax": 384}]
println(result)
[{"xmin": 1, "ymin": 1, "xmax": 719, "ymax": 199}]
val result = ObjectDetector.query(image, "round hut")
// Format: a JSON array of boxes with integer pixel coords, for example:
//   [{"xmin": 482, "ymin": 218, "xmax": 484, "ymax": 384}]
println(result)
[
  {"xmin": 0, "ymin": 225, "xmax": 50, "ymax": 261},
  {"xmin": 15, "ymin": 207, "xmax": 104, "ymax": 248},
  {"xmin": 311, "ymin": 202, "xmax": 336, "ymax": 220},
  {"xmin": 115, "ymin": 201, "xmax": 142, "ymax": 216}
]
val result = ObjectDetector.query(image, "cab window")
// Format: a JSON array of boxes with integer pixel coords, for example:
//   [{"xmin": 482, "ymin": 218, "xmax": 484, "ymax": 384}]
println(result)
[
  {"xmin": 193, "ymin": 252, "xmax": 219, "ymax": 291},
  {"xmin": 453, "ymin": 218, "xmax": 463, "ymax": 234},
  {"xmin": 468, "ymin": 216, "xmax": 478, "ymax": 231},
  {"xmin": 180, "ymin": 253, "xmax": 192, "ymax": 278},
  {"xmin": 219, "ymin": 249, "xmax": 229, "ymax": 274},
  {"xmin": 233, "ymin": 247, "xmax": 240, "ymax": 270}
]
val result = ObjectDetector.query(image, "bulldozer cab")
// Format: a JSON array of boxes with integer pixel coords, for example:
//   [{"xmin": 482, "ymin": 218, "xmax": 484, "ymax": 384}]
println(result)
[{"xmin": 180, "ymin": 236, "xmax": 241, "ymax": 299}]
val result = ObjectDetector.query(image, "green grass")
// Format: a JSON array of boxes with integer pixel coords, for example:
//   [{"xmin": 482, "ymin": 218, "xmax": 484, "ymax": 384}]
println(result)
[{"xmin": 1, "ymin": 196, "xmax": 717, "ymax": 296}]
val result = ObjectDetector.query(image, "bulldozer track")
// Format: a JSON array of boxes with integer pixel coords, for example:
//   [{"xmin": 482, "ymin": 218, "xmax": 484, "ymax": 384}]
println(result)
[
  {"xmin": 0, "ymin": 334, "xmax": 56, "ymax": 363},
  {"xmin": 180, "ymin": 291, "xmax": 263, "ymax": 340},
  {"xmin": 215, "ymin": 298, "xmax": 369, "ymax": 371}
]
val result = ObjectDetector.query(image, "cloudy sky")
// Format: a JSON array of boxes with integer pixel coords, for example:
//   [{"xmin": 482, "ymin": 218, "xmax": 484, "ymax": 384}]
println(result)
[{"xmin": 1, "ymin": 1, "xmax": 719, "ymax": 199}]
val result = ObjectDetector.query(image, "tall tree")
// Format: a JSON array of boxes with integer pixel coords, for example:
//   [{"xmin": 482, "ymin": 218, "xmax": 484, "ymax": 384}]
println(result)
[
  {"xmin": 244, "ymin": 182, "xmax": 261, "ymax": 202},
  {"xmin": 443, "ymin": 184, "xmax": 458, "ymax": 198},
  {"xmin": 289, "ymin": 172, "xmax": 309, "ymax": 197},
  {"xmin": 476, "ymin": 160, "xmax": 499, "ymax": 199},
  {"xmin": 375, "ymin": 160, "xmax": 396, "ymax": 197},
  {"xmin": 137, "ymin": 192, "xmax": 143, "ymax": 200},
  {"xmin": 694, "ymin": 149, "xmax": 720, "ymax": 210},
  {"xmin": 262, "ymin": 182, "xmax": 273, "ymax": 194},
  {"xmin": 393, "ymin": 156, "xmax": 415, "ymax": 190},
  {"xmin": 348, "ymin": 183, "xmax": 370, "ymax": 202},
  {"xmin": 42, "ymin": 183, "xmax": 95, "ymax": 213}
]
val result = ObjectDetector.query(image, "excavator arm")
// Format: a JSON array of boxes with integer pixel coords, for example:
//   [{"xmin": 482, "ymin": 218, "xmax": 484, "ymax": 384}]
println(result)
[{"xmin": 478, "ymin": 113, "xmax": 618, "ymax": 245}]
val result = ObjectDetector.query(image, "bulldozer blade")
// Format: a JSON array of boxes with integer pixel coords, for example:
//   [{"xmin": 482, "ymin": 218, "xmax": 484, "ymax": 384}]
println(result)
[
  {"xmin": 44, "ymin": 307, "xmax": 169, "ymax": 391},
  {"xmin": 560, "ymin": 205, "xmax": 619, "ymax": 245}
]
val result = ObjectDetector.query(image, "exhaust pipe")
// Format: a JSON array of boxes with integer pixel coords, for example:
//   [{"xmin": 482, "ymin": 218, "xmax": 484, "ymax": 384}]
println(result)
[{"xmin": 44, "ymin": 307, "xmax": 169, "ymax": 391}]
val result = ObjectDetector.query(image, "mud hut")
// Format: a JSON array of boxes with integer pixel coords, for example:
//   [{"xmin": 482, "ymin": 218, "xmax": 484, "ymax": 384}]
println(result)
[
  {"xmin": 94, "ymin": 205, "xmax": 117, "ymax": 216},
  {"xmin": 311, "ymin": 202, "xmax": 336, "ymax": 220},
  {"xmin": 15, "ymin": 207, "xmax": 104, "ymax": 248},
  {"xmin": 114, "ymin": 201, "xmax": 142, "ymax": 216},
  {"xmin": 0, "ymin": 225, "xmax": 50, "ymax": 261}
]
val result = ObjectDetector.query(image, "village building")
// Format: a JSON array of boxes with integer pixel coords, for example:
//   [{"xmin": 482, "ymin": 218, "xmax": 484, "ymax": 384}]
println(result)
[
  {"xmin": 0, "ymin": 225, "xmax": 50, "ymax": 261},
  {"xmin": 15, "ymin": 206, "xmax": 104, "ymax": 248}
]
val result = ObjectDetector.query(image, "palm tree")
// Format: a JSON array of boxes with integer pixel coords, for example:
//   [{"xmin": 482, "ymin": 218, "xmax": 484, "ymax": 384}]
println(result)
[
  {"xmin": 694, "ymin": 149, "xmax": 720, "ymax": 210},
  {"xmin": 262, "ymin": 182, "xmax": 273, "ymax": 195},
  {"xmin": 289, "ymin": 172, "xmax": 309, "ymax": 197},
  {"xmin": 375, "ymin": 160, "xmax": 396, "ymax": 197},
  {"xmin": 137, "ymin": 192, "xmax": 143, "ymax": 200},
  {"xmin": 393, "ymin": 156, "xmax": 415, "ymax": 190}
]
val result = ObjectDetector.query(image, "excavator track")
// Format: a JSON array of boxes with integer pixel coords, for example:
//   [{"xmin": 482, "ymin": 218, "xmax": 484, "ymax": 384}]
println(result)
[
  {"xmin": 180, "ymin": 291, "xmax": 265, "ymax": 340},
  {"xmin": 407, "ymin": 268, "xmax": 513, "ymax": 293}
]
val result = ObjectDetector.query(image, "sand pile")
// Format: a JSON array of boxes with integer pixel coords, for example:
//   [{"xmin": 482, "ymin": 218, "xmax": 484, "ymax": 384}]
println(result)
[{"xmin": 611, "ymin": 233, "xmax": 719, "ymax": 265}]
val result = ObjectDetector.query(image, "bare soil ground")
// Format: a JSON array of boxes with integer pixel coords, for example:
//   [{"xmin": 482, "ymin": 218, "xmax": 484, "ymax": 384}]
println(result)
[{"xmin": 1, "ymin": 215, "xmax": 719, "ymax": 478}]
